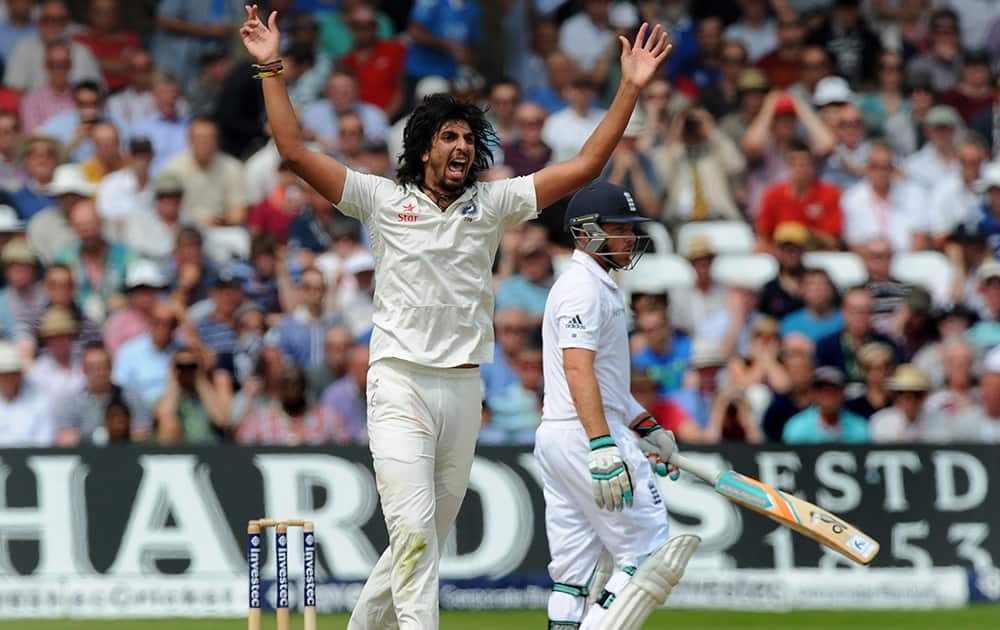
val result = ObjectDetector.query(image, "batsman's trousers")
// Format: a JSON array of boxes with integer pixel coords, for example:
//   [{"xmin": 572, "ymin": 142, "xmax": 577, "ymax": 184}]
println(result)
[{"xmin": 535, "ymin": 417, "xmax": 671, "ymax": 624}]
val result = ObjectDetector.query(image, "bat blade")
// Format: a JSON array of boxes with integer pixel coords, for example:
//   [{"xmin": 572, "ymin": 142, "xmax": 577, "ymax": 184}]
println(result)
[{"xmin": 715, "ymin": 471, "xmax": 880, "ymax": 565}]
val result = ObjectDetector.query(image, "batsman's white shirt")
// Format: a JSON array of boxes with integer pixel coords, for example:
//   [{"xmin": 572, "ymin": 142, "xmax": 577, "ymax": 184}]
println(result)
[
  {"xmin": 542, "ymin": 249, "xmax": 644, "ymax": 423},
  {"xmin": 538, "ymin": 249, "xmax": 670, "ymax": 624},
  {"xmin": 338, "ymin": 169, "xmax": 538, "ymax": 367}
]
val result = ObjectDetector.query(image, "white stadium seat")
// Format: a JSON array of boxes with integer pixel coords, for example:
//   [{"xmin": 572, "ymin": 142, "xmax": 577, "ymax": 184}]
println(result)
[
  {"xmin": 711, "ymin": 253, "xmax": 779, "ymax": 290},
  {"xmin": 639, "ymin": 220, "xmax": 673, "ymax": 254},
  {"xmin": 803, "ymin": 251, "xmax": 867, "ymax": 290},
  {"xmin": 620, "ymin": 254, "xmax": 696, "ymax": 295},
  {"xmin": 204, "ymin": 227, "xmax": 251, "ymax": 264},
  {"xmin": 676, "ymin": 221, "xmax": 755, "ymax": 255},
  {"xmin": 891, "ymin": 251, "xmax": 955, "ymax": 306}
]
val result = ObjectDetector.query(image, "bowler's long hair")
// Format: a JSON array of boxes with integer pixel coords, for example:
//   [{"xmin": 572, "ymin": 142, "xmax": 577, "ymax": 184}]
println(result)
[{"xmin": 397, "ymin": 94, "xmax": 498, "ymax": 189}]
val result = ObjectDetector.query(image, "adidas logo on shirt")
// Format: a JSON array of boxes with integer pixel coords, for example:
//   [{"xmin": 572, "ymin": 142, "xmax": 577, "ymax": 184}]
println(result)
[{"xmin": 565, "ymin": 315, "xmax": 585, "ymax": 330}]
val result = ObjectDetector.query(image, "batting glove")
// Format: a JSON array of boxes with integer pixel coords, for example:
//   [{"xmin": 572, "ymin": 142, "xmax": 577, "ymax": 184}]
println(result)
[
  {"xmin": 588, "ymin": 436, "xmax": 634, "ymax": 511},
  {"xmin": 632, "ymin": 416, "xmax": 680, "ymax": 481}
]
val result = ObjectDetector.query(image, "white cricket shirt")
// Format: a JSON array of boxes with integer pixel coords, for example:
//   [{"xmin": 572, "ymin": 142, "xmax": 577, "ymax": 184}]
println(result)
[
  {"xmin": 541, "ymin": 250, "xmax": 644, "ymax": 423},
  {"xmin": 337, "ymin": 169, "xmax": 537, "ymax": 367}
]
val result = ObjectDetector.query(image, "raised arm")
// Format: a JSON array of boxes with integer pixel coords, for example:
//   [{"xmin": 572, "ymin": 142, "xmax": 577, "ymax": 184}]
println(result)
[
  {"xmin": 533, "ymin": 23, "xmax": 672, "ymax": 210},
  {"xmin": 241, "ymin": 5, "xmax": 348, "ymax": 205}
]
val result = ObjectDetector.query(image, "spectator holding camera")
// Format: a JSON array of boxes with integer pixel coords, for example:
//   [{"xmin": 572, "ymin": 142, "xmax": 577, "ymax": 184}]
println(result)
[
  {"xmin": 237, "ymin": 364, "xmax": 354, "ymax": 446},
  {"xmin": 155, "ymin": 345, "xmax": 229, "ymax": 445},
  {"xmin": 652, "ymin": 106, "xmax": 744, "ymax": 227}
]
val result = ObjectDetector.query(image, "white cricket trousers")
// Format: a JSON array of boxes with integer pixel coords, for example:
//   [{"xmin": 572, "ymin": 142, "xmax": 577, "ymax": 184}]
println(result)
[
  {"xmin": 348, "ymin": 358, "xmax": 482, "ymax": 630},
  {"xmin": 535, "ymin": 418, "xmax": 670, "ymax": 626}
]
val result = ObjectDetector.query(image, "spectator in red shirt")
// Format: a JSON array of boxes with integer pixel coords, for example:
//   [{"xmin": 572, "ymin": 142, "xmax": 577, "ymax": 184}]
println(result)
[
  {"xmin": 249, "ymin": 162, "xmax": 307, "ymax": 245},
  {"xmin": 338, "ymin": 4, "xmax": 406, "ymax": 120},
  {"xmin": 72, "ymin": 0, "xmax": 141, "ymax": 93},
  {"xmin": 756, "ymin": 13, "xmax": 805, "ymax": 89},
  {"xmin": 756, "ymin": 139, "xmax": 842, "ymax": 252}
]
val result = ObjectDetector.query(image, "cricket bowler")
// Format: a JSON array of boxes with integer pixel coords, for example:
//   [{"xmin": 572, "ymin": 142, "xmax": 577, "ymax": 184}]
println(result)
[
  {"xmin": 538, "ymin": 181, "xmax": 700, "ymax": 630},
  {"xmin": 241, "ymin": 4, "xmax": 671, "ymax": 628}
]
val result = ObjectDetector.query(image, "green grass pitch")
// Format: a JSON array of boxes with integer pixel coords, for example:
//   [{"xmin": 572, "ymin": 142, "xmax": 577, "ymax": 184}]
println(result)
[{"xmin": 1, "ymin": 608, "xmax": 998, "ymax": 629}]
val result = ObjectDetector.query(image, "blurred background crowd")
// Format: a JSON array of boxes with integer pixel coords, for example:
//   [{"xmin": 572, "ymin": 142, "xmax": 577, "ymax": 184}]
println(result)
[{"xmin": 0, "ymin": 0, "xmax": 999, "ymax": 448}]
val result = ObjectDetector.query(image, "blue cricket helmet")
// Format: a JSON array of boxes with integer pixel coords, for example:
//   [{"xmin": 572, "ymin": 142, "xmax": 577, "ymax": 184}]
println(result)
[{"xmin": 564, "ymin": 181, "xmax": 651, "ymax": 231}]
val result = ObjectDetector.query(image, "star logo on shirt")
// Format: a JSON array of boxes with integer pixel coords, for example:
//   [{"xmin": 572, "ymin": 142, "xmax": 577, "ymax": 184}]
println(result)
[{"xmin": 402, "ymin": 203, "xmax": 416, "ymax": 212}]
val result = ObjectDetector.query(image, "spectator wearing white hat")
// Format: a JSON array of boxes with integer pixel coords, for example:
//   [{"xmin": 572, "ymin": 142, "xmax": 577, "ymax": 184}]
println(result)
[
  {"xmin": 965, "ymin": 261, "xmax": 1000, "ymax": 354},
  {"xmin": 337, "ymin": 250, "xmax": 375, "ymax": 338},
  {"xmin": 902, "ymin": 105, "xmax": 961, "ymax": 191},
  {"xmin": 0, "ymin": 341, "xmax": 54, "ymax": 447},
  {"xmin": 103, "ymin": 260, "xmax": 169, "ymax": 356},
  {"xmin": 823, "ymin": 102, "xmax": 871, "ymax": 190},
  {"xmin": 868, "ymin": 364, "xmax": 938, "ymax": 442},
  {"xmin": 973, "ymin": 345, "xmax": 1000, "ymax": 442},
  {"xmin": 27, "ymin": 163, "xmax": 94, "ymax": 264},
  {"xmin": 811, "ymin": 74, "xmax": 853, "ymax": 129},
  {"xmin": 0, "ymin": 206, "xmax": 25, "ymax": 255}
]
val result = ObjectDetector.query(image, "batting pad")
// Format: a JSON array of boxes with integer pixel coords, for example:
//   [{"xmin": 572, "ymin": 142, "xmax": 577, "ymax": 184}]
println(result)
[
  {"xmin": 594, "ymin": 534, "xmax": 701, "ymax": 630},
  {"xmin": 584, "ymin": 550, "xmax": 615, "ymax": 611}
]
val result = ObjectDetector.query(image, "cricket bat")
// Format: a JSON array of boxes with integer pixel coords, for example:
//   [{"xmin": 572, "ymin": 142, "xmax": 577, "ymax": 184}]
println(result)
[{"xmin": 668, "ymin": 453, "xmax": 880, "ymax": 565}]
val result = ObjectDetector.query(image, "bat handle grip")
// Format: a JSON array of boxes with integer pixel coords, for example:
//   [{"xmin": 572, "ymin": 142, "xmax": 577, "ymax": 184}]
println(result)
[{"xmin": 667, "ymin": 453, "xmax": 721, "ymax": 485}]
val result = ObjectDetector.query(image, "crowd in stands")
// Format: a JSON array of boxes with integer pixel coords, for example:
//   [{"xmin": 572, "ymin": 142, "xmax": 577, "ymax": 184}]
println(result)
[{"xmin": 0, "ymin": 0, "xmax": 999, "ymax": 448}]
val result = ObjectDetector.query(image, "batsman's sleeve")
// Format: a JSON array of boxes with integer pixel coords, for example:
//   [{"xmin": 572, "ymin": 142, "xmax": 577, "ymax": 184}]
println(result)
[
  {"xmin": 625, "ymin": 394, "xmax": 648, "ymax": 424},
  {"xmin": 551, "ymin": 281, "xmax": 601, "ymax": 352},
  {"xmin": 338, "ymin": 169, "xmax": 392, "ymax": 221},
  {"xmin": 488, "ymin": 175, "xmax": 539, "ymax": 230}
]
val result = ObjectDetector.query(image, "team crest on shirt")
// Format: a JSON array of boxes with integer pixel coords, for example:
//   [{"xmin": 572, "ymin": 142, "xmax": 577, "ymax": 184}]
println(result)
[
  {"xmin": 805, "ymin": 203, "xmax": 822, "ymax": 219},
  {"xmin": 461, "ymin": 203, "xmax": 478, "ymax": 221}
]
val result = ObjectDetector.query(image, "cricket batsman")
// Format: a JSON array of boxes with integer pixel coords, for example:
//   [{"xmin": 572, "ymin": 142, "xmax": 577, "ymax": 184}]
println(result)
[
  {"xmin": 241, "ymin": 4, "xmax": 671, "ymax": 628},
  {"xmin": 538, "ymin": 181, "xmax": 700, "ymax": 630}
]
